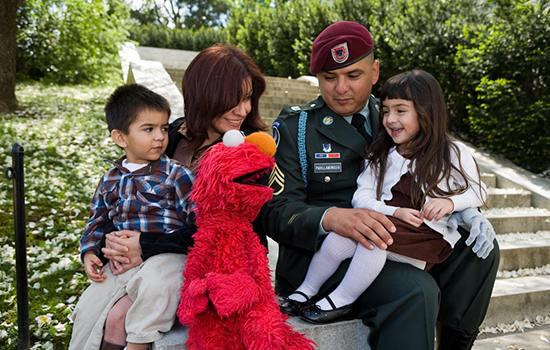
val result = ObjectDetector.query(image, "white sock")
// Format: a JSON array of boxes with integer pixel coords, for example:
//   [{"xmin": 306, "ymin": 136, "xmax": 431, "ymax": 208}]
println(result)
[
  {"xmin": 316, "ymin": 244, "xmax": 387, "ymax": 310},
  {"xmin": 289, "ymin": 232, "xmax": 357, "ymax": 302}
]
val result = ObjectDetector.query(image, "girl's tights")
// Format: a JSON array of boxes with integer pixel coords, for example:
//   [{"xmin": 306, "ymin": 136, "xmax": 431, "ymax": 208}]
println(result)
[{"xmin": 289, "ymin": 231, "xmax": 387, "ymax": 310}]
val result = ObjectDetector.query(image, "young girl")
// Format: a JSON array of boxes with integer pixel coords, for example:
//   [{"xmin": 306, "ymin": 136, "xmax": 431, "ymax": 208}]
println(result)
[{"xmin": 282, "ymin": 69, "xmax": 487, "ymax": 324}]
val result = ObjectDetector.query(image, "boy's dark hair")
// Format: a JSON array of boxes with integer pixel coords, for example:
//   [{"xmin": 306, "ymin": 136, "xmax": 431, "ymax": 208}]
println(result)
[{"xmin": 105, "ymin": 84, "xmax": 171, "ymax": 133}]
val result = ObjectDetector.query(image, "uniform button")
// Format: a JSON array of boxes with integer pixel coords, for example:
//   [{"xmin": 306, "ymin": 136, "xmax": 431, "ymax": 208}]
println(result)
[
  {"xmin": 324, "ymin": 176, "xmax": 331, "ymax": 183},
  {"xmin": 124, "ymin": 194, "xmax": 129, "ymax": 199}
]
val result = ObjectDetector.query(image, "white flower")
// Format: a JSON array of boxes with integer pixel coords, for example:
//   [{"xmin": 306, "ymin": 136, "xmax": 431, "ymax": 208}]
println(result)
[{"xmin": 35, "ymin": 314, "xmax": 52, "ymax": 327}]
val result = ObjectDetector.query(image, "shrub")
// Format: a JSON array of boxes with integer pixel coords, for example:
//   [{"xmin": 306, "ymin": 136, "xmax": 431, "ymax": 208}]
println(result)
[
  {"xmin": 16, "ymin": 0, "xmax": 130, "ymax": 84},
  {"xmin": 129, "ymin": 23, "xmax": 227, "ymax": 52},
  {"xmin": 456, "ymin": 0, "xmax": 550, "ymax": 173}
]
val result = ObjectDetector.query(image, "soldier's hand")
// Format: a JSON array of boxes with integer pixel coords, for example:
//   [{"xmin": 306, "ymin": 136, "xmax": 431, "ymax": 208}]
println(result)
[{"xmin": 322, "ymin": 208, "xmax": 395, "ymax": 250}]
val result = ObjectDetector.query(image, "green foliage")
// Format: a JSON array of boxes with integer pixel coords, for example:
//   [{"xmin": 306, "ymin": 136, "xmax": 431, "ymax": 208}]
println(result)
[
  {"xmin": 131, "ymin": 0, "xmax": 230, "ymax": 29},
  {"xmin": 16, "ymin": 0, "xmax": 130, "ymax": 84},
  {"xmin": 226, "ymin": 0, "xmax": 335, "ymax": 77},
  {"xmin": 468, "ymin": 78, "xmax": 550, "ymax": 173},
  {"xmin": 129, "ymin": 23, "xmax": 227, "ymax": 51},
  {"xmin": 184, "ymin": 0, "xmax": 230, "ymax": 29},
  {"xmin": 0, "ymin": 83, "xmax": 121, "ymax": 349},
  {"xmin": 457, "ymin": 0, "xmax": 550, "ymax": 173}
]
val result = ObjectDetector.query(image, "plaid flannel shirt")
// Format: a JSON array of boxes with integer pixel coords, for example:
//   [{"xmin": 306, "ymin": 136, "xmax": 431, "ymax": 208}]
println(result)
[{"xmin": 80, "ymin": 154, "xmax": 194, "ymax": 256}]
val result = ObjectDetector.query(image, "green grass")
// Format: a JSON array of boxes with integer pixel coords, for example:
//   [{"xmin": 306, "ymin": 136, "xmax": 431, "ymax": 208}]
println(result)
[{"xmin": 0, "ymin": 82, "xmax": 122, "ymax": 349}]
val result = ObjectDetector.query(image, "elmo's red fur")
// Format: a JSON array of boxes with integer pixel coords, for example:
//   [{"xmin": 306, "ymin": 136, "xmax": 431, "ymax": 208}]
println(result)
[{"xmin": 177, "ymin": 132, "xmax": 315, "ymax": 350}]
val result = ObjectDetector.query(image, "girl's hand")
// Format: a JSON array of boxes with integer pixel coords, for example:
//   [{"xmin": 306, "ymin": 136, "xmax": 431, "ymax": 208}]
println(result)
[
  {"xmin": 83, "ymin": 251, "xmax": 106, "ymax": 282},
  {"xmin": 394, "ymin": 208, "xmax": 423, "ymax": 227},
  {"xmin": 422, "ymin": 198, "xmax": 454, "ymax": 222}
]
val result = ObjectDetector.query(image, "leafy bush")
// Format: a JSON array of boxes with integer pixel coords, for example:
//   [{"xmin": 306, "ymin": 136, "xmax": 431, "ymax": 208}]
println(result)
[
  {"xmin": 16, "ymin": 0, "xmax": 130, "ymax": 84},
  {"xmin": 467, "ymin": 78, "xmax": 550, "ymax": 173},
  {"xmin": 226, "ymin": 0, "xmax": 335, "ymax": 77},
  {"xmin": 129, "ymin": 23, "xmax": 227, "ymax": 52},
  {"xmin": 456, "ymin": 0, "xmax": 550, "ymax": 173}
]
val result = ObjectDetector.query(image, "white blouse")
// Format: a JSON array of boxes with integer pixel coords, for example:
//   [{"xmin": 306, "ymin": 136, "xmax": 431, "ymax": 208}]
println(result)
[{"xmin": 351, "ymin": 141, "xmax": 487, "ymax": 248}]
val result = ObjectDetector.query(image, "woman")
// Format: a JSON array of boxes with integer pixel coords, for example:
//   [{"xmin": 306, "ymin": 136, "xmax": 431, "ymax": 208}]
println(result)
[
  {"xmin": 167, "ymin": 44, "xmax": 268, "ymax": 172},
  {"xmin": 98, "ymin": 44, "xmax": 268, "ymax": 349}
]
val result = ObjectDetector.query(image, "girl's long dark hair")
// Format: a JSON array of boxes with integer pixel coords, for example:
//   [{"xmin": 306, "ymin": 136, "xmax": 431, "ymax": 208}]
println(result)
[
  {"xmin": 368, "ymin": 70, "xmax": 485, "ymax": 207},
  {"xmin": 182, "ymin": 44, "xmax": 268, "ymax": 150}
]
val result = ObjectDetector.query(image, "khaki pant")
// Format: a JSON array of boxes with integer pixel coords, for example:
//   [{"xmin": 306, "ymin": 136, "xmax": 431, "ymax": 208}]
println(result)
[{"xmin": 69, "ymin": 253, "xmax": 187, "ymax": 350}]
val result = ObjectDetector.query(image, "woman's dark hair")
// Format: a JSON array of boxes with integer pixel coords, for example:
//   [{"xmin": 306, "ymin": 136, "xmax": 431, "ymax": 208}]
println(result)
[
  {"xmin": 369, "ymin": 69, "xmax": 484, "ymax": 206},
  {"xmin": 182, "ymin": 44, "xmax": 268, "ymax": 149}
]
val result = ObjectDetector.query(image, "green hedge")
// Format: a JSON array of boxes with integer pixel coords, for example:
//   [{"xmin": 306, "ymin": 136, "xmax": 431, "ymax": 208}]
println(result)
[
  {"xmin": 225, "ymin": 0, "xmax": 550, "ymax": 174},
  {"xmin": 129, "ymin": 23, "xmax": 227, "ymax": 52},
  {"xmin": 16, "ymin": 0, "xmax": 129, "ymax": 84}
]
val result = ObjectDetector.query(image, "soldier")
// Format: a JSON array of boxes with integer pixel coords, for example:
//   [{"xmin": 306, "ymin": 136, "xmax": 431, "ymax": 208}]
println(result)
[{"xmin": 259, "ymin": 21, "xmax": 499, "ymax": 350}]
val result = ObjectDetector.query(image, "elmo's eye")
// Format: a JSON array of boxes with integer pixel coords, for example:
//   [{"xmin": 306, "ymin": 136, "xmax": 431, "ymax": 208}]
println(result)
[{"xmin": 223, "ymin": 130, "xmax": 245, "ymax": 147}]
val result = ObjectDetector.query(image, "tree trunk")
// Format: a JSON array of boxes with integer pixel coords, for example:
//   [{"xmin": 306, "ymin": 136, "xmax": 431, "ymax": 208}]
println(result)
[{"xmin": 0, "ymin": 0, "xmax": 21, "ymax": 114}]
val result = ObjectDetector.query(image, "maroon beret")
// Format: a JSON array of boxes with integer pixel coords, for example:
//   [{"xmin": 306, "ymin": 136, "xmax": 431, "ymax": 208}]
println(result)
[{"xmin": 310, "ymin": 21, "xmax": 374, "ymax": 75}]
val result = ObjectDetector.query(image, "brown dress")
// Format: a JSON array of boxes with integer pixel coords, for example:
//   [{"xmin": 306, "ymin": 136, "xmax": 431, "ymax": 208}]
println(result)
[{"xmin": 384, "ymin": 172, "xmax": 453, "ymax": 264}]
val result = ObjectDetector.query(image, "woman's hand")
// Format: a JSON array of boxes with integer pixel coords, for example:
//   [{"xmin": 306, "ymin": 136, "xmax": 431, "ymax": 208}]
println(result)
[{"xmin": 102, "ymin": 230, "xmax": 143, "ymax": 275}]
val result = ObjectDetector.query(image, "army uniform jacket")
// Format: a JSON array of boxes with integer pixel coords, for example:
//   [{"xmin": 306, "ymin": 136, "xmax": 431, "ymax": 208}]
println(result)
[{"xmin": 259, "ymin": 95, "xmax": 379, "ymax": 294}]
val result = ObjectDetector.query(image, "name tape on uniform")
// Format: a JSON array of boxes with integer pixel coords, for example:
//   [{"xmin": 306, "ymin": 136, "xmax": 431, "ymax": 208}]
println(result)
[{"xmin": 314, "ymin": 163, "xmax": 342, "ymax": 173}]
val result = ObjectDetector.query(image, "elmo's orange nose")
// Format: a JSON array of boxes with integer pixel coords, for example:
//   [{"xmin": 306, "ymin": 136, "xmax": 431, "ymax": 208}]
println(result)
[{"xmin": 245, "ymin": 132, "xmax": 276, "ymax": 157}]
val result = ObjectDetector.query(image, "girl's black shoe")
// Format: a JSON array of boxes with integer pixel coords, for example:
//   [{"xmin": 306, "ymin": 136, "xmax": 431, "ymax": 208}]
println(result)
[
  {"xmin": 299, "ymin": 296, "xmax": 356, "ymax": 324},
  {"xmin": 278, "ymin": 291, "xmax": 311, "ymax": 316}
]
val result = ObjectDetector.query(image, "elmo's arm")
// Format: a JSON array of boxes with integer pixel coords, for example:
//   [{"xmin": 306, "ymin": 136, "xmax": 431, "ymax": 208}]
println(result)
[
  {"xmin": 178, "ymin": 277, "xmax": 209, "ymax": 325},
  {"xmin": 206, "ymin": 272, "xmax": 260, "ymax": 318}
]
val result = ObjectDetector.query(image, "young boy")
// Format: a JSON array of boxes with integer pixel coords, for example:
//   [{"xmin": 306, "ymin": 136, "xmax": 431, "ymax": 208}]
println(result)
[{"xmin": 69, "ymin": 84, "xmax": 194, "ymax": 350}]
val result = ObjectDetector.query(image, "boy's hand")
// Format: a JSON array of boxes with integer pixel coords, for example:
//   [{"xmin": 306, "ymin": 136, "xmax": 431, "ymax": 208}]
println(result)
[
  {"xmin": 422, "ymin": 198, "xmax": 454, "ymax": 222},
  {"xmin": 83, "ymin": 251, "xmax": 106, "ymax": 282},
  {"xmin": 394, "ymin": 208, "xmax": 423, "ymax": 227}
]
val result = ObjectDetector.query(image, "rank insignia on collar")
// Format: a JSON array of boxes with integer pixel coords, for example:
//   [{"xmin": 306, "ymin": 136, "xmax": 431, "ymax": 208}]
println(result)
[
  {"xmin": 322, "ymin": 143, "xmax": 332, "ymax": 152},
  {"xmin": 322, "ymin": 116, "xmax": 334, "ymax": 125}
]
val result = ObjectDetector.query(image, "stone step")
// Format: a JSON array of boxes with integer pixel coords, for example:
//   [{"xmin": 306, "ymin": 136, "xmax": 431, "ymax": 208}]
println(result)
[
  {"xmin": 484, "ymin": 207, "xmax": 550, "ymax": 234},
  {"xmin": 486, "ymin": 188, "xmax": 532, "ymax": 208},
  {"xmin": 481, "ymin": 173, "xmax": 497, "ymax": 188},
  {"xmin": 497, "ymin": 232, "xmax": 550, "ymax": 271},
  {"xmin": 153, "ymin": 316, "xmax": 372, "ymax": 350},
  {"xmin": 265, "ymin": 76, "xmax": 317, "ymax": 85},
  {"xmin": 260, "ymin": 91, "xmax": 318, "ymax": 105},
  {"xmin": 260, "ymin": 112, "xmax": 280, "ymax": 125},
  {"xmin": 481, "ymin": 275, "xmax": 550, "ymax": 328},
  {"xmin": 266, "ymin": 83, "xmax": 319, "ymax": 92},
  {"xmin": 474, "ymin": 323, "xmax": 550, "ymax": 350},
  {"xmin": 260, "ymin": 101, "xmax": 305, "ymax": 111}
]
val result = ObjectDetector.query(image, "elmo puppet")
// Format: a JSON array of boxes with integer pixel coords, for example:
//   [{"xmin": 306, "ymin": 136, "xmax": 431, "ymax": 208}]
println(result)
[{"xmin": 177, "ymin": 130, "xmax": 315, "ymax": 350}]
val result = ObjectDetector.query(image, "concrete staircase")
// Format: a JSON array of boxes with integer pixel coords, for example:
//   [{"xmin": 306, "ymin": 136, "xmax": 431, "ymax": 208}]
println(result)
[{"xmin": 474, "ymin": 149, "xmax": 550, "ymax": 331}]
